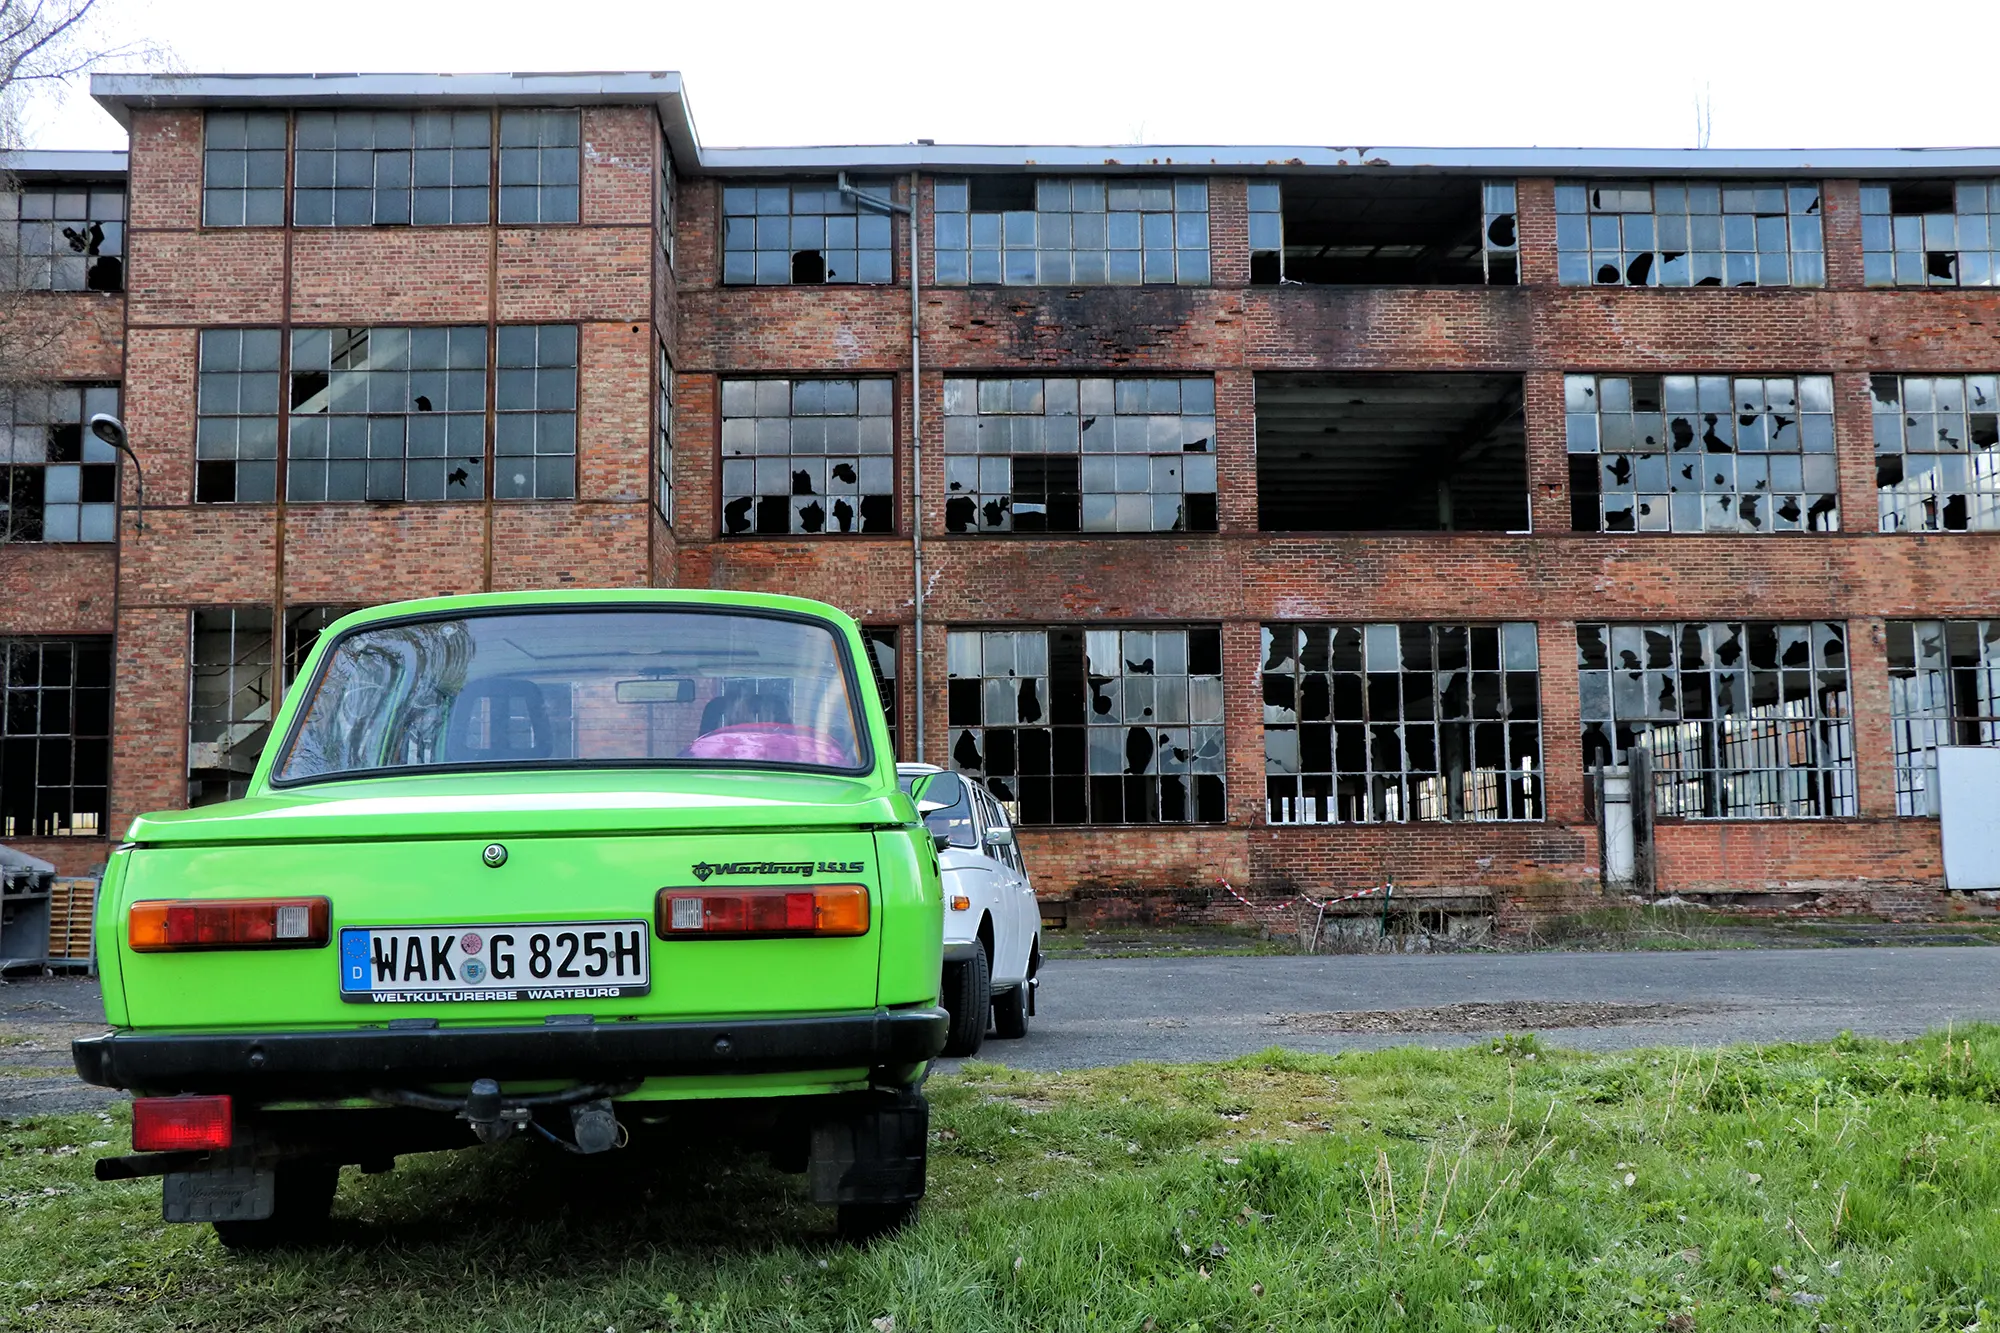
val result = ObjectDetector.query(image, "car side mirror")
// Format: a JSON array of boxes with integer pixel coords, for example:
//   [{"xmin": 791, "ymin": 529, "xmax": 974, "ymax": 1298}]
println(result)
[
  {"xmin": 910, "ymin": 772, "xmax": 950, "ymax": 815},
  {"xmin": 932, "ymin": 831, "xmax": 953, "ymax": 855},
  {"xmin": 983, "ymin": 825, "xmax": 1015, "ymax": 849}
]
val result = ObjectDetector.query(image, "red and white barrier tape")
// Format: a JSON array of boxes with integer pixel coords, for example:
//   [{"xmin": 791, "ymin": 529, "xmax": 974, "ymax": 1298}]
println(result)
[{"xmin": 1217, "ymin": 879, "xmax": 1394, "ymax": 915}]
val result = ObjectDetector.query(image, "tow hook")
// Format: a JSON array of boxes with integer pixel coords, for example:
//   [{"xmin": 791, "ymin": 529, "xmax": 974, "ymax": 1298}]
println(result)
[
  {"xmin": 465, "ymin": 1078, "xmax": 528, "ymax": 1145},
  {"xmin": 373, "ymin": 1079, "xmax": 638, "ymax": 1152}
]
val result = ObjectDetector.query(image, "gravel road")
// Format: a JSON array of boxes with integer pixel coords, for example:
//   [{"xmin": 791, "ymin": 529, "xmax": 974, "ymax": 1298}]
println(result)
[{"xmin": 10, "ymin": 948, "xmax": 2000, "ymax": 1114}]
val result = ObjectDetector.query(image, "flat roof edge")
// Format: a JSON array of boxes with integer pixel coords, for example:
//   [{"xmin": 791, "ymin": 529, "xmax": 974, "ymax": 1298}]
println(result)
[{"xmin": 0, "ymin": 148, "xmax": 128, "ymax": 175}]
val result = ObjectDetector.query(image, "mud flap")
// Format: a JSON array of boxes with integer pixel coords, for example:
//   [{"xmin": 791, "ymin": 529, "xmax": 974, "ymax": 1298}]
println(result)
[
  {"xmin": 808, "ymin": 1089, "xmax": 928, "ymax": 1206},
  {"xmin": 163, "ymin": 1165, "xmax": 275, "ymax": 1222}
]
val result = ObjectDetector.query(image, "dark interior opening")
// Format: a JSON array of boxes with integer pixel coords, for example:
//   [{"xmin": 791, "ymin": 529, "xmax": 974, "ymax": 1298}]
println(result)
[
  {"xmin": 968, "ymin": 176, "xmax": 1036, "ymax": 212},
  {"xmin": 1255, "ymin": 373, "xmax": 1529, "ymax": 531},
  {"xmin": 1888, "ymin": 180, "xmax": 1956, "ymax": 214},
  {"xmin": 790, "ymin": 249, "xmax": 826, "ymax": 283},
  {"xmin": 1266, "ymin": 175, "xmax": 1509, "ymax": 285}
]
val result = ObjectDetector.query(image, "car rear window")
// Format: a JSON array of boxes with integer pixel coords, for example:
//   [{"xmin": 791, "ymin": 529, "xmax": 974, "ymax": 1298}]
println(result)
[{"xmin": 272, "ymin": 608, "xmax": 870, "ymax": 783}]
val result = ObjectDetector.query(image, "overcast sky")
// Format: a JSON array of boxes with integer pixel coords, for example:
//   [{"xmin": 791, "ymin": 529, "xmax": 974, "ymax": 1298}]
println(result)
[{"xmin": 23, "ymin": 0, "xmax": 2000, "ymax": 154}]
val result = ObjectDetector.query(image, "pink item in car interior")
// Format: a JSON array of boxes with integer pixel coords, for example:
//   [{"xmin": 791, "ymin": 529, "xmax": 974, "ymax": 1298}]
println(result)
[{"xmin": 680, "ymin": 723, "xmax": 854, "ymax": 766}]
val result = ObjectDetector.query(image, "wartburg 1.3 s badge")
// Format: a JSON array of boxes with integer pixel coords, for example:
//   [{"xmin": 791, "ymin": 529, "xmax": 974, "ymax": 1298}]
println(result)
[{"xmin": 690, "ymin": 860, "xmax": 865, "ymax": 882}]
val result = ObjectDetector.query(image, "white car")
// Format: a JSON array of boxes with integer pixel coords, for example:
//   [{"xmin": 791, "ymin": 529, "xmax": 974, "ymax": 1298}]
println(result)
[{"xmin": 898, "ymin": 763, "xmax": 1042, "ymax": 1057}]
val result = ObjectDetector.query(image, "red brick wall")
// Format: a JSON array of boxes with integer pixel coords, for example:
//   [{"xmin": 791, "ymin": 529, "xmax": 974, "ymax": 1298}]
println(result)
[{"xmin": 11, "ymin": 122, "xmax": 1993, "ymax": 921}]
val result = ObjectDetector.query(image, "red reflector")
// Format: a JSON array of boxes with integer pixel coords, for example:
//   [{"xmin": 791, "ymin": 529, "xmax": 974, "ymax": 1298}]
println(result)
[{"xmin": 132, "ymin": 1095, "xmax": 233, "ymax": 1152}]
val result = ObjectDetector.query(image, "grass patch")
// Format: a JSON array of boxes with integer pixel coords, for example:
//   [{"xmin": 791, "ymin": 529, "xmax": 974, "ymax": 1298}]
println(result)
[{"xmin": 8, "ymin": 1031, "xmax": 2000, "ymax": 1329}]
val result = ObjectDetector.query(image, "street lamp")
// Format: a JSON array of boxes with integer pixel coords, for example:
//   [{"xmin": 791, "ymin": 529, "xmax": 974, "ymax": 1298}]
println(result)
[{"xmin": 87, "ymin": 413, "xmax": 144, "ymax": 532}]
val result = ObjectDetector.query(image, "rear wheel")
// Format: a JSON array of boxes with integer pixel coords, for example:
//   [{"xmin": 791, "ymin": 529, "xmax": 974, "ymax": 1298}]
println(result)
[
  {"xmin": 211, "ymin": 1160, "xmax": 338, "ymax": 1251},
  {"xmin": 993, "ymin": 943, "xmax": 1037, "ymax": 1040},
  {"xmin": 940, "ymin": 948, "xmax": 990, "ymax": 1057},
  {"xmin": 837, "ymin": 1199, "xmax": 919, "ymax": 1243}
]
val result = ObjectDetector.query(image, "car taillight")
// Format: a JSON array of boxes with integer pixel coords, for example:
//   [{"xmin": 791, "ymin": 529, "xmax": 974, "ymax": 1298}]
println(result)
[
  {"xmin": 128, "ymin": 897, "xmax": 330, "ymax": 952},
  {"xmin": 132, "ymin": 1095, "xmax": 232, "ymax": 1151},
  {"xmin": 656, "ymin": 885, "xmax": 870, "ymax": 939}
]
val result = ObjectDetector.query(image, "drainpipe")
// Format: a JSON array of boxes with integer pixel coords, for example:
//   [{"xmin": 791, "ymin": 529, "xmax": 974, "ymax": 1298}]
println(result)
[{"xmin": 839, "ymin": 171, "xmax": 924, "ymax": 762}]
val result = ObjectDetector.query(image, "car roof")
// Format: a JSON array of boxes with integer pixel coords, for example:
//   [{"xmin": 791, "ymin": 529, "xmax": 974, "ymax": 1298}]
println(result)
[{"xmin": 896, "ymin": 762, "xmax": 944, "ymax": 776}]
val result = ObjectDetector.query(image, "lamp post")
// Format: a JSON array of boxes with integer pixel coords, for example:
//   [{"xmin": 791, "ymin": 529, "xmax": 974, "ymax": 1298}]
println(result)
[{"xmin": 86, "ymin": 413, "xmax": 144, "ymax": 532}]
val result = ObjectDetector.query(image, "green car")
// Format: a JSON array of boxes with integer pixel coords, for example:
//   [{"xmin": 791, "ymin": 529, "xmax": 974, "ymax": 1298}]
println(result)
[{"xmin": 74, "ymin": 590, "xmax": 947, "ymax": 1246}]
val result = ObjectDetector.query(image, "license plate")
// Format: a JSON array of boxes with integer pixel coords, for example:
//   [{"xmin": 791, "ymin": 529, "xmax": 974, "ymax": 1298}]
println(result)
[{"xmin": 339, "ymin": 921, "xmax": 650, "ymax": 1004}]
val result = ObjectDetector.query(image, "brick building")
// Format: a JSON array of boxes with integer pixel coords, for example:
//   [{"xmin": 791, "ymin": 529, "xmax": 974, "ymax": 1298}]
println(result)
[{"xmin": 4, "ymin": 71, "xmax": 1997, "ymax": 926}]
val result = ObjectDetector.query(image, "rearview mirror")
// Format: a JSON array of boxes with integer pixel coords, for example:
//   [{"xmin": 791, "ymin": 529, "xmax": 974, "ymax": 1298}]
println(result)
[
  {"xmin": 983, "ymin": 825, "xmax": 1015, "ymax": 848},
  {"xmin": 910, "ymin": 770, "xmax": 960, "ymax": 815},
  {"xmin": 615, "ymin": 677, "xmax": 696, "ymax": 704}
]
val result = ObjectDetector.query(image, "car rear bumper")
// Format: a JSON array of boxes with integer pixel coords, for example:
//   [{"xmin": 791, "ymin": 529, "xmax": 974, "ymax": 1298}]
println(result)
[{"xmin": 73, "ymin": 1007, "xmax": 949, "ymax": 1096}]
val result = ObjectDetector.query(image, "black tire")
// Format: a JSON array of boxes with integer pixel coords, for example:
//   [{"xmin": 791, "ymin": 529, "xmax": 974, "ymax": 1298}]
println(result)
[
  {"xmin": 211, "ymin": 1160, "xmax": 339, "ymax": 1251},
  {"xmin": 940, "ymin": 949, "xmax": 990, "ymax": 1057},
  {"xmin": 993, "ymin": 943, "xmax": 1037, "ymax": 1039},
  {"xmin": 837, "ymin": 1199, "xmax": 918, "ymax": 1243}
]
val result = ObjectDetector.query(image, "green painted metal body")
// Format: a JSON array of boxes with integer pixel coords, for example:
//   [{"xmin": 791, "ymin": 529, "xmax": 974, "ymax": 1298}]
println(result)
[{"xmin": 95, "ymin": 589, "xmax": 943, "ymax": 1103}]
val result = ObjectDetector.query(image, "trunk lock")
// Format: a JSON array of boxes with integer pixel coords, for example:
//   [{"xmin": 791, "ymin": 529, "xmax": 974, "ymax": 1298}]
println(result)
[{"xmin": 481, "ymin": 843, "xmax": 508, "ymax": 868}]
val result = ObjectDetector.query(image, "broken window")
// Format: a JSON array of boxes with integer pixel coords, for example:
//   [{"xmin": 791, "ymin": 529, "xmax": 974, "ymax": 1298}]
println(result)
[
  {"xmin": 941, "ymin": 376, "xmax": 1217, "ymax": 533},
  {"xmin": 1566, "ymin": 374, "xmax": 1837, "ymax": 533},
  {"xmin": 287, "ymin": 326, "xmax": 488, "ymax": 502},
  {"xmin": 1555, "ymin": 182, "xmax": 1824, "ymax": 287},
  {"xmin": 1263, "ymin": 621, "xmax": 1542, "ymax": 825},
  {"xmin": 0, "ymin": 638, "xmax": 110, "ymax": 839},
  {"xmin": 282, "ymin": 605, "xmax": 353, "ymax": 685},
  {"xmin": 721, "ymin": 180, "xmax": 894, "ymax": 285},
  {"xmin": 3, "ymin": 181, "xmax": 124, "ymax": 290},
  {"xmin": 719, "ymin": 378, "xmax": 894, "ymax": 535},
  {"xmin": 494, "ymin": 324, "xmax": 578, "ymax": 500},
  {"xmin": 188, "ymin": 608, "xmax": 275, "ymax": 806},
  {"xmin": 189, "ymin": 605, "xmax": 353, "ymax": 805},
  {"xmin": 947, "ymin": 626, "xmax": 1225, "ymax": 825},
  {"xmin": 1871, "ymin": 374, "xmax": 2000, "ymax": 532},
  {"xmin": 293, "ymin": 110, "xmax": 490, "ymax": 227},
  {"xmin": 1577, "ymin": 621, "xmax": 1855, "ymax": 819},
  {"xmin": 931, "ymin": 177, "xmax": 1209, "ymax": 285},
  {"xmin": 862, "ymin": 626, "xmax": 898, "ymax": 756},
  {"xmin": 1, "ymin": 384, "xmax": 120, "ymax": 542},
  {"xmin": 203, "ymin": 111, "xmax": 287, "ymax": 227},
  {"xmin": 497, "ymin": 109, "xmax": 580, "ymax": 224},
  {"xmin": 1254, "ymin": 373, "xmax": 1528, "ymax": 531},
  {"xmin": 1247, "ymin": 177, "xmax": 1517, "ymax": 285},
  {"xmin": 656, "ymin": 341, "xmax": 674, "ymax": 522},
  {"xmin": 1862, "ymin": 181, "xmax": 1998, "ymax": 287},
  {"xmin": 1888, "ymin": 619, "xmax": 2000, "ymax": 816},
  {"xmin": 195, "ymin": 329, "xmax": 282, "ymax": 503}
]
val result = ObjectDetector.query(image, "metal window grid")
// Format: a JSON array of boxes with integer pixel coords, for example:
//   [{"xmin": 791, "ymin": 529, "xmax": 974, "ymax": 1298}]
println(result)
[
  {"xmin": 202, "ymin": 111, "xmax": 287, "ymax": 227},
  {"xmin": 497, "ymin": 110, "xmax": 580, "ymax": 224},
  {"xmin": 1862, "ymin": 181, "xmax": 2000, "ymax": 287},
  {"xmin": 720, "ymin": 180, "xmax": 894, "ymax": 285},
  {"xmin": 1577, "ymin": 621, "xmax": 1856, "ymax": 819},
  {"xmin": 287, "ymin": 326, "xmax": 489, "ymax": 502},
  {"xmin": 1262, "ymin": 622, "xmax": 1543, "ymax": 826},
  {"xmin": 3, "ymin": 183, "xmax": 124, "ymax": 290},
  {"xmin": 1565, "ymin": 373, "xmax": 1838, "ymax": 533},
  {"xmin": 0, "ymin": 384, "xmax": 119, "ymax": 542},
  {"xmin": 946, "ymin": 626, "xmax": 1226, "ymax": 826},
  {"xmin": 1554, "ymin": 181, "xmax": 1825, "ymax": 288},
  {"xmin": 932, "ymin": 177, "xmax": 1210, "ymax": 286},
  {"xmin": 1887, "ymin": 619, "xmax": 2000, "ymax": 816},
  {"xmin": 1870, "ymin": 373, "xmax": 2000, "ymax": 532},
  {"xmin": 293, "ymin": 109, "xmax": 490, "ymax": 227},
  {"xmin": 718, "ymin": 378, "xmax": 895, "ymax": 535},
  {"xmin": 941, "ymin": 376, "xmax": 1217, "ymax": 533},
  {"xmin": 495, "ymin": 324, "xmax": 578, "ymax": 500},
  {"xmin": 188, "ymin": 608, "xmax": 275, "ymax": 806},
  {"xmin": 194, "ymin": 329, "xmax": 283, "ymax": 502},
  {"xmin": 0, "ymin": 638, "xmax": 111, "ymax": 840}
]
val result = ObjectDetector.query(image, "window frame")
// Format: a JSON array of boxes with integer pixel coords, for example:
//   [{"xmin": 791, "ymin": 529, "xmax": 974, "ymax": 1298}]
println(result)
[
  {"xmin": 1261, "ymin": 621, "xmax": 1545, "ymax": 826},
  {"xmin": 1553, "ymin": 180, "xmax": 1827, "ymax": 289},
  {"xmin": 290, "ymin": 107, "xmax": 493, "ymax": 229},
  {"xmin": 3, "ymin": 178, "xmax": 126, "ymax": 291},
  {"xmin": 715, "ymin": 376, "xmax": 900, "ymax": 538},
  {"xmin": 496, "ymin": 108, "xmax": 582, "ymax": 226},
  {"xmin": 0, "ymin": 636, "xmax": 111, "ymax": 841},
  {"xmin": 720, "ymin": 177, "xmax": 897, "ymax": 286},
  {"xmin": 940, "ymin": 375, "xmax": 1219, "ymax": 535},
  {"xmin": 0, "ymin": 383, "xmax": 121, "ymax": 543},
  {"xmin": 201, "ymin": 110, "xmax": 288, "ymax": 229},
  {"xmin": 931, "ymin": 175, "xmax": 1211, "ymax": 287},
  {"xmin": 1577, "ymin": 620, "xmax": 1857, "ymax": 821},
  {"xmin": 1870, "ymin": 372, "xmax": 2000, "ymax": 533},
  {"xmin": 194, "ymin": 327, "xmax": 284, "ymax": 505},
  {"xmin": 1861, "ymin": 181, "xmax": 1999, "ymax": 288},
  {"xmin": 1887, "ymin": 618, "xmax": 2000, "ymax": 817}
]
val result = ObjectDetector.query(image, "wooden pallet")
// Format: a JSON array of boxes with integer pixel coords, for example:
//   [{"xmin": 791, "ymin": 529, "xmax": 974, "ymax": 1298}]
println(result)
[{"xmin": 45, "ymin": 879, "xmax": 97, "ymax": 960}]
